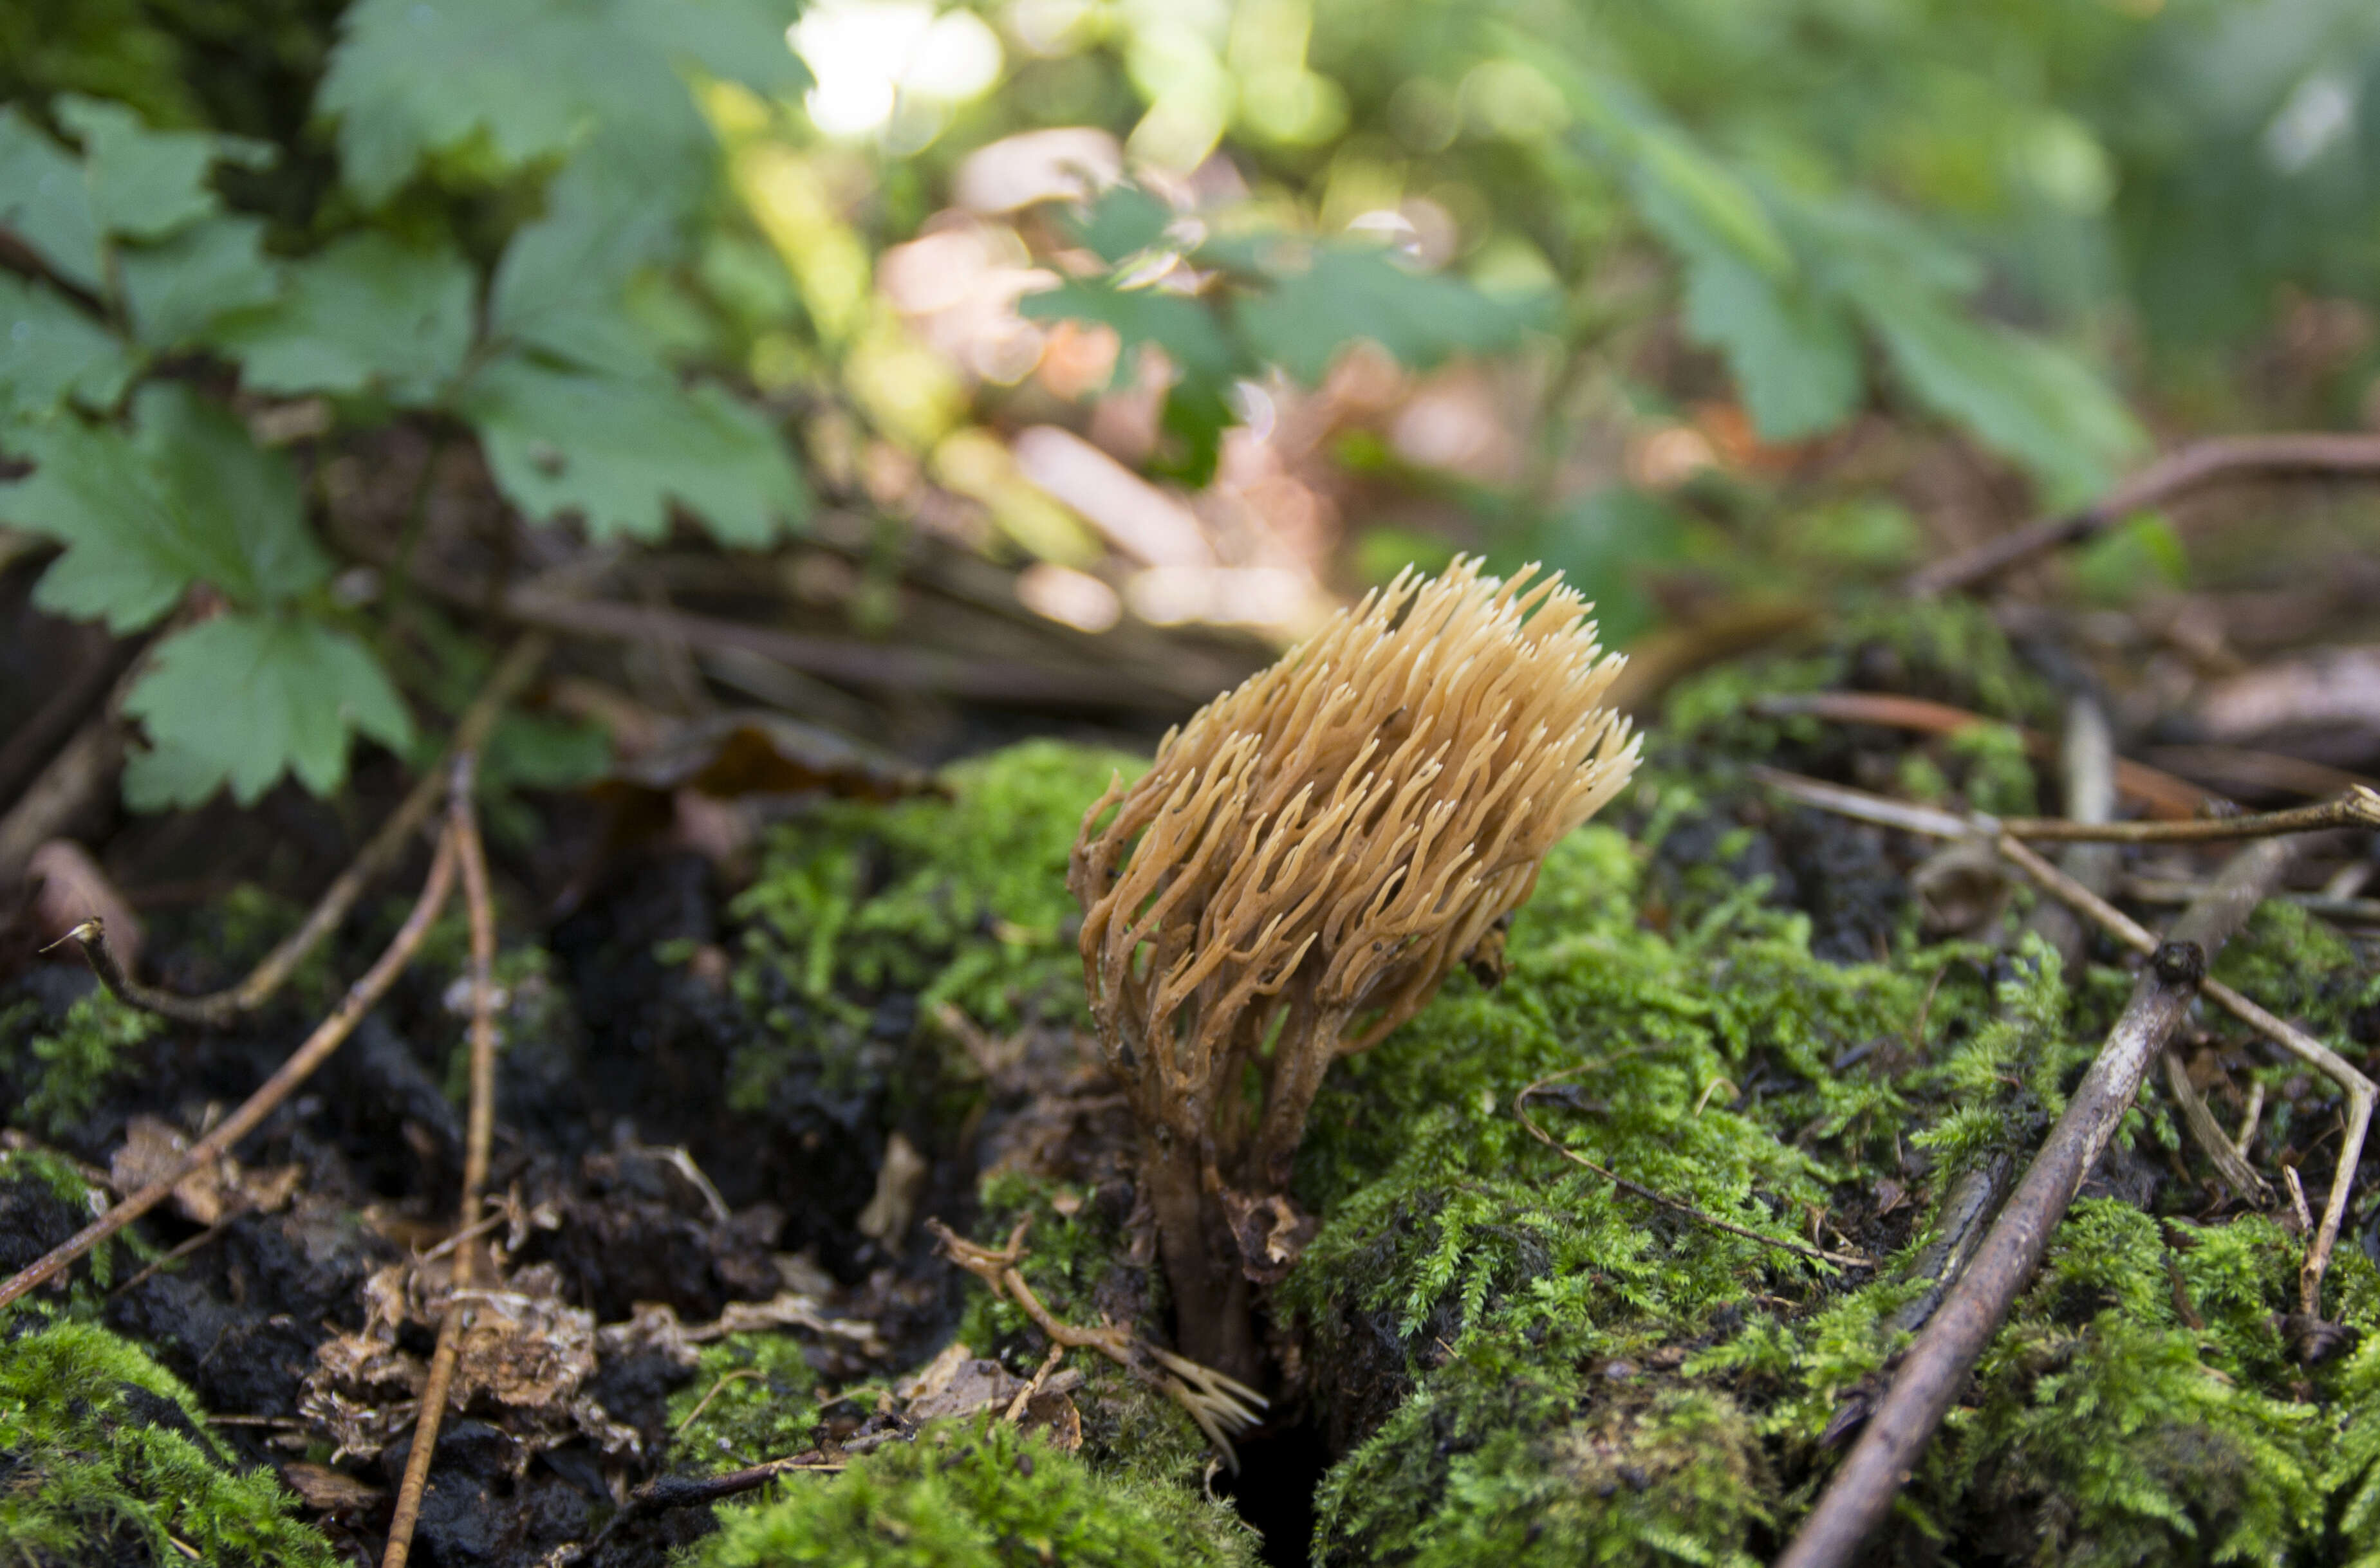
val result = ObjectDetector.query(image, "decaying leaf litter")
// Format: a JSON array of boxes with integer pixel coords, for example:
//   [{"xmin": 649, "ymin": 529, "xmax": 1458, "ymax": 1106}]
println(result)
[{"xmin": 5, "ymin": 493, "xmax": 2380, "ymax": 1567}]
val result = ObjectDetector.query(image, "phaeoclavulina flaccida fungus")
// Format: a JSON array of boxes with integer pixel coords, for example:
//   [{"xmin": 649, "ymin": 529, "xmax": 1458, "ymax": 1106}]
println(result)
[{"xmin": 1068, "ymin": 557, "xmax": 1641, "ymax": 1376}]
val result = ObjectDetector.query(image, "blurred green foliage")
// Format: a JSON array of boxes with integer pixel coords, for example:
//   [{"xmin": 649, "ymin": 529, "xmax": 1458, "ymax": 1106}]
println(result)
[{"xmin": 5, "ymin": 0, "xmax": 2377, "ymax": 809}]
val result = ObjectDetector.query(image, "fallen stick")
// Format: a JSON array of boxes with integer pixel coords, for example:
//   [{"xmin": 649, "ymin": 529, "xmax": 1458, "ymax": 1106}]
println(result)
[
  {"xmin": 49, "ymin": 635, "xmax": 547, "ymax": 1028},
  {"xmin": 1750, "ymin": 692, "xmax": 2213, "ymax": 819},
  {"xmin": 1906, "ymin": 432, "xmax": 2380, "ymax": 598},
  {"xmin": 382, "ymin": 761, "xmax": 501, "ymax": 1568},
  {"xmin": 0, "ymin": 827, "xmax": 460, "ymax": 1313},
  {"xmin": 1998, "ymin": 786, "xmax": 2379, "ymax": 844},
  {"xmin": 1996, "ymin": 834, "xmax": 2372, "ymax": 1316},
  {"xmin": 1774, "ymin": 840, "xmax": 2292, "ymax": 1568}
]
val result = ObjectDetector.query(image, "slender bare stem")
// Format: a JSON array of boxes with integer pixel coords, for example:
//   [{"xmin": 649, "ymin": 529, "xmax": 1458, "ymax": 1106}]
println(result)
[
  {"xmin": 1999, "ymin": 787, "xmax": 2379, "ymax": 844},
  {"xmin": 1, "ymin": 829, "xmax": 460, "ymax": 1313},
  {"xmin": 383, "ymin": 759, "xmax": 499, "ymax": 1568},
  {"xmin": 1906, "ymin": 432, "xmax": 2380, "ymax": 597}
]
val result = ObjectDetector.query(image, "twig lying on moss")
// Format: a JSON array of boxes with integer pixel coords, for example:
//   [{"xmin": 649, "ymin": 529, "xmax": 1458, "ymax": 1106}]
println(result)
[
  {"xmin": 384, "ymin": 757, "xmax": 499, "ymax": 1568},
  {"xmin": 1996, "ymin": 833, "xmax": 2373, "ymax": 1316},
  {"xmin": 1905, "ymin": 431, "xmax": 2380, "ymax": 598},
  {"xmin": 925, "ymin": 1217, "xmax": 1267, "ymax": 1467},
  {"xmin": 1754, "ymin": 764, "xmax": 2375, "ymax": 1301},
  {"xmin": 0, "ymin": 825, "xmax": 460, "ymax": 1313},
  {"xmin": 1998, "ymin": 786, "xmax": 2380, "ymax": 844},
  {"xmin": 1776, "ymin": 841, "xmax": 2292, "ymax": 1568},
  {"xmin": 550, "ymin": 1454, "xmax": 847, "ymax": 1567},
  {"xmin": 1750, "ymin": 692, "xmax": 2213, "ymax": 818},
  {"xmin": 43, "ymin": 635, "xmax": 546, "ymax": 1028},
  {"xmin": 1514, "ymin": 1069, "xmax": 1872, "ymax": 1269}
]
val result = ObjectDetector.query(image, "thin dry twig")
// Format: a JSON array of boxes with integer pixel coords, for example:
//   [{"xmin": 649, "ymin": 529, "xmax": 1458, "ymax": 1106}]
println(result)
[
  {"xmin": 1775, "ymin": 841, "xmax": 2292, "ymax": 1568},
  {"xmin": 924, "ymin": 1217, "xmax": 1267, "ymax": 1467},
  {"xmin": 1906, "ymin": 432, "xmax": 2380, "ymax": 597},
  {"xmin": 1750, "ymin": 692, "xmax": 2213, "ymax": 818},
  {"xmin": 1996, "ymin": 834, "xmax": 2373, "ymax": 1316},
  {"xmin": 383, "ymin": 758, "xmax": 500, "ymax": 1568},
  {"xmin": 2161, "ymin": 1048, "xmax": 2272, "ymax": 1206},
  {"xmin": 0, "ymin": 829, "xmax": 460, "ymax": 1313},
  {"xmin": 1514, "ymin": 1068, "xmax": 1872, "ymax": 1269},
  {"xmin": 43, "ymin": 635, "xmax": 547, "ymax": 1028},
  {"xmin": 1998, "ymin": 786, "xmax": 2380, "ymax": 844}
]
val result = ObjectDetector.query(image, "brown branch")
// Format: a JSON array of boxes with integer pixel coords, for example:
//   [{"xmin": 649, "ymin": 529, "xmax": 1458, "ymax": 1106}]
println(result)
[
  {"xmin": 924, "ymin": 1217, "xmax": 1267, "ymax": 1467},
  {"xmin": 0, "ymin": 827, "xmax": 460, "ymax": 1313},
  {"xmin": 1994, "ymin": 833, "xmax": 2372, "ymax": 1318},
  {"xmin": 1514, "ymin": 1070, "xmax": 1872, "ymax": 1269},
  {"xmin": 1906, "ymin": 432, "xmax": 2380, "ymax": 598},
  {"xmin": 1751, "ymin": 692, "xmax": 2214, "ymax": 819},
  {"xmin": 42, "ymin": 634, "xmax": 547, "ymax": 1027},
  {"xmin": 383, "ymin": 758, "xmax": 500, "ymax": 1568},
  {"xmin": 385, "ymin": 546, "xmax": 1200, "ymax": 710},
  {"xmin": 1774, "ymin": 840, "xmax": 2292, "ymax": 1568},
  {"xmin": 1998, "ymin": 787, "xmax": 2380, "ymax": 844}
]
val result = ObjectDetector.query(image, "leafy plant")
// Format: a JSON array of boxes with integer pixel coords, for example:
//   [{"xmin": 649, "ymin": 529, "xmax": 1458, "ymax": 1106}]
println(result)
[{"xmin": 0, "ymin": 4, "xmax": 812, "ymax": 811}]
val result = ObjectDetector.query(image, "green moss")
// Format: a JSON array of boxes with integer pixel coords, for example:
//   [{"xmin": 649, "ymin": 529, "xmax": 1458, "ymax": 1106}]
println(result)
[
  {"xmin": 667, "ymin": 1332, "xmax": 824, "ymax": 1470},
  {"xmin": 2211, "ymin": 899, "xmax": 2368, "ymax": 1040},
  {"xmin": 725, "ymin": 741, "xmax": 1141, "ymax": 1111},
  {"xmin": 1316, "ymin": 1336, "xmax": 1773, "ymax": 1568},
  {"xmin": 0, "ymin": 1311, "xmax": 337, "ymax": 1566},
  {"xmin": 0, "ymin": 1148, "xmax": 147, "ymax": 1300},
  {"xmin": 687, "ymin": 1412, "xmax": 1258, "ymax": 1567},
  {"xmin": 0, "ymin": 991, "xmax": 160, "ymax": 1139}
]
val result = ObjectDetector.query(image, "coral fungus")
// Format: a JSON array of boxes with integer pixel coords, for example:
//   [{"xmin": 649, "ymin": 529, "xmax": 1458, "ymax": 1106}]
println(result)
[{"xmin": 1070, "ymin": 558, "xmax": 1639, "ymax": 1372}]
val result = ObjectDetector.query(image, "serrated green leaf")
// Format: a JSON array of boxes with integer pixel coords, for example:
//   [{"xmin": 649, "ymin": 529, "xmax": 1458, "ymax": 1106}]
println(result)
[
  {"xmin": 1021, "ymin": 278, "xmax": 1238, "ymax": 389},
  {"xmin": 53, "ymin": 95, "xmax": 268, "ymax": 243},
  {"xmin": 1067, "ymin": 185, "xmax": 1175, "ymax": 265},
  {"xmin": 460, "ymin": 355, "xmax": 806, "ymax": 544},
  {"xmin": 123, "ymin": 613, "xmax": 414, "ymax": 809},
  {"xmin": 119, "ymin": 214, "xmax": 279, "ymax": 349},
  {"xmin": 489, "ymin": 151, "xmax": 680, "ymax": 377},
  {"xmin": 1861, "ymin": 288, "xmax": 2143, "ymax": 507},
  {"xmin": 0, "ymin": 274, "xmax": 135, "ymax": 419},
  {"xmin": 0, "ymin": 383, "xmax": 328, "ymax": 630},
  {"xmin": 1676, "ymin": 245, "xmax": 1862, "ymax": 441},
  {"xmin": 1234, "ymin": 245, "xmax": 1550, "ymax": 385},
  {"xmin": 1632, "ymin": 129, "xmax": 1793, "ymax": 281},
  {"xmin": 319, "ymin": 0, "xmax": 808, "ymax": 207},
  {"xmin": 216, "ymin": 232, "xmax": 474, "ymax": 403},
  {"xmin": 0, "ymin": 106, "xmax": 104, "ymax": 293}
]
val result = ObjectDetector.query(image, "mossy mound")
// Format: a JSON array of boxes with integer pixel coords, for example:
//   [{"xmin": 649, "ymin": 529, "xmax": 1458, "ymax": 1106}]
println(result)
[
  {"xmin": 0, "ymin": 1310, "xmax": 336, "ymax": 1566},
  {"xmin": 687, "ymin": 1413, "xmax": 1258, "ymax": 1567},
  {"xmin": 723, "ymin": 739, "xmax": 1142, "ymax": 1113}
]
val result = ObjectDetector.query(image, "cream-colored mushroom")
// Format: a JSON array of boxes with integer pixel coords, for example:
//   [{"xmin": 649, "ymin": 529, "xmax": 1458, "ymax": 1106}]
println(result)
[{"xmin": 1069, "ymin": 557, "xmax": 1639, "ymax": 1373}]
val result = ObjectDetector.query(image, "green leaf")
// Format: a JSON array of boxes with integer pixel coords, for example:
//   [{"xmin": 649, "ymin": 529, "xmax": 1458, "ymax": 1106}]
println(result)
[
  {"xmin": 1499, "ymin": 487, "xmax": 1688, "ymax": 647},
  {"xmin": 0, "ymin": 273, "xmax": 135, "ymax": 419},
  {"xmin": 54, "ymin": 94, "xmax": 268, "ymax": 243},
  {"xmin": 460, "ymin": 355, "xmax": 807, "ymax": 544},
  {"xmin": 1066, "ymin": 185, "xmax": 1175, "ymax": 265},
  {"xmin": 1020, "ymin": 278, "xmax": 1238, "ymax": 389},
  {"xmin": 0, "ymin": 106, "xmax": 105, "ymax": 292},
  {"xmin": 1234, "ymin": 246, "xmax": 1550, "ymax": 385},
  {"xmin": 488, "ymin": 151, "xmax": 681, "ymax": 377},
  {"xmin": 122, "ymin": 613, "xmax": 414, "ymax": 809},
  {"xmin": 319, "ymin": 0, "xmax": 808, "ymax": 207},
  {"xmin": 1631, "ymin": 128, "xmax": 1794, "ymax": 281},
  {"xmin": 119, "ymin": 214, "xmax": 279, "ymax": 349},
  {"xmin": 1675, "ymin": 244, "xmax": 1862, "ymax": 442},
  {"xmin": 1861, "ymin": 288, "xmax": 2143, "ymax": 507},
  {"xmin": 216, "ymin": 233, "xmax": 474, "ymax": 403},
  {"xmin": 0, "ymin": 383, "xmax": 328, "ymax": 630}
]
